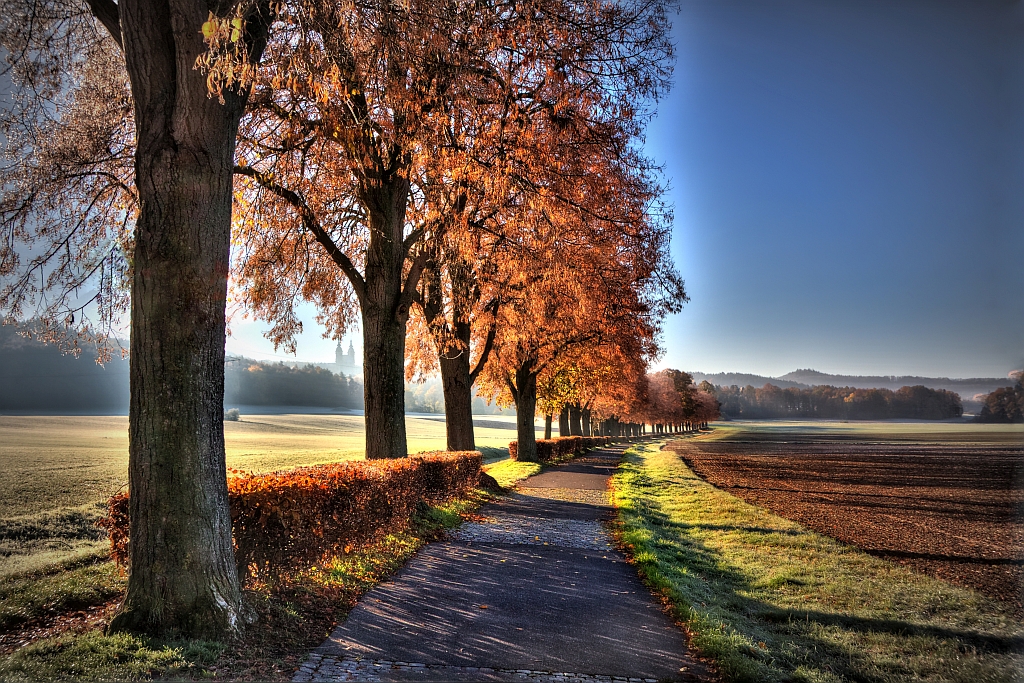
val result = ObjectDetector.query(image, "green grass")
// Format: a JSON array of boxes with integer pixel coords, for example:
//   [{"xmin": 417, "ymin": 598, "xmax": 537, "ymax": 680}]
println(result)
[
  {"xmin": 612, "ymin": 435, "xmax": 1023, "ymax": 683},
  {"xmin": 482, "ymin": 458, "xmax": 542, "ymax": 488},
  {"xmin": 0, "ymin": 554, "xmax": 124, "ymax": 632},
  {"xmin": 0, "ymin": 502, "xmax": 112, "ymax": 578},
  {"xmin": 0, "ymin": 414, "xmax": 525, "ymax": 575},
  {"xmin": 0, "ymin": 631, "xmax": 225, "ymax": 682}
]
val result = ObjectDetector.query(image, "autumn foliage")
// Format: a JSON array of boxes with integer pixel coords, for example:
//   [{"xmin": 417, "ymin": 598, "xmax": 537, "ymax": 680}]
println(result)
[
  {"xmin": 99, "ymin": 451, "xmax": 481, "ymax": 577},
  {"xmin": 975, "ymin": 373, "xmax": 1024, "ymax": 423}
]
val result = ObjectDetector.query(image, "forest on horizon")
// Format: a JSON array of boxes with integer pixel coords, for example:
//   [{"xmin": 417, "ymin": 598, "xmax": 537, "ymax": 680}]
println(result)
[
  {"xmin": 0, "ymin": 325, "xmax": 1008, "ymax": 419},
  {"xmin": 714, "ymin": 383, "xmax": 964, "ymax": 421}
]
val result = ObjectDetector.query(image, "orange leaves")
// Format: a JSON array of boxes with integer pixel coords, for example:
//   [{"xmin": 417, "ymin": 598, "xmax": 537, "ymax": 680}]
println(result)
[
  {"xmin": 508, "ymin": 436, "xmax": 610, "ymax": 463},
  {"xmin": 99, "ymin": 451, "xmax": 482, "ymax": 577}
]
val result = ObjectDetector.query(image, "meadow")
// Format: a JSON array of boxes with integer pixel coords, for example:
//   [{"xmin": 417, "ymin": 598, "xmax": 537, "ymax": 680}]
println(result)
[
  {"xmin": 0, "ymin": 413, "xmax": 528, "ymax": 576},
  {"xmin": 614, "ymin": 423, "xmax": 1024, "ymax": 683},
  {"xmin": 675, "ymin": 421, "xmax": 1024, "ymax": 609}
]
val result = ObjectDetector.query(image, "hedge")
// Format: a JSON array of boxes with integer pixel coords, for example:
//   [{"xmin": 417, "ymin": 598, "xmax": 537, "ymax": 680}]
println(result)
[
  {"xmin": 98, "ymin": 451, "xmax": 481, "ymax": 577},
  {"xmin": 508, "ymin": 436, "xmax": 612, "ymax": 462}
]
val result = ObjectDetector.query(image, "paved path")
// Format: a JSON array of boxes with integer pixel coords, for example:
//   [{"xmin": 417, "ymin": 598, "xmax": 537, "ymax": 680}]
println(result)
[{"xmin": 294, "ymin": 443, "xmax": 709, "ymax": 683}]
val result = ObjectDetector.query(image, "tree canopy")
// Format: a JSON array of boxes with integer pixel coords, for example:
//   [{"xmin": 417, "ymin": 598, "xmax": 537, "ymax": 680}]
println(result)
[{"xmin": 0, "ymin": 0, "xmax": 689, "ymax": 635}]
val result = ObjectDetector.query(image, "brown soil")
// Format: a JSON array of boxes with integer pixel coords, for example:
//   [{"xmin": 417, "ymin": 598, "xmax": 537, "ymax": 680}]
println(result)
[{"xmin": 668, "ymin": 431, "xmax": 1024, "ymax": 613}]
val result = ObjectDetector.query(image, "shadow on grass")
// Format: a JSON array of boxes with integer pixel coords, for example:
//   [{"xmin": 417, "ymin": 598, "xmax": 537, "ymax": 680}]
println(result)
[
  {"xmin": 616, "ymin": 447, "xmax": 1024, "ymax": 683},
  {"xmin": 622, "ymin": 493, "xmax": 892, "ymax": 682},
  {"xmin": 754, "ymin": 607, "xmax": 1024, "ymax": 653}
]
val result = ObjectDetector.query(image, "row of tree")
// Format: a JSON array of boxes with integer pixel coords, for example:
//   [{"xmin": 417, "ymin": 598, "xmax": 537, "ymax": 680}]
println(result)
[
  {"xmin": 0, "ymin": 0, "xmax": 684, "ymax": 640},
  {"xmin": 715, "ymin": 383, "xmax": 963, "ymax": 420},
  {"xmin": 524, "ymin": 369, "xmax": 720, "ymax": 441}
]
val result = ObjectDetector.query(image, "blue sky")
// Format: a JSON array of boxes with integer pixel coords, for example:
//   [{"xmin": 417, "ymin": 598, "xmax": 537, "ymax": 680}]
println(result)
[
  {"xmin": 649, "ymin": 0, "xmax": 1023, "ymax": 378},
  {"xmin": 229, "ymin": 0, "xmax": 1024, "ymax": 379}
]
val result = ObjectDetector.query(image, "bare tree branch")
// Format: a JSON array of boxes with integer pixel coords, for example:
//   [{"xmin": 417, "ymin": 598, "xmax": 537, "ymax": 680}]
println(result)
[{"xmin": 234, "ymin": 164, "xmax": 367, "ymax": 306}]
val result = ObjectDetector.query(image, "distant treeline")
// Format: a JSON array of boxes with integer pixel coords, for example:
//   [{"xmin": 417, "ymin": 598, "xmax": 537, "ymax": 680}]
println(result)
[
  {"xmin": 716, "ymin": 383, "xmax": 962, "ymax": 420},
  {"xmin": 0, "ymin": 326, "xmax": 130, "ymax": 411},
  {"xmin": 403, "ymin": 377, "xmax": 513, "ymax": 415},
  {"xmin": 225, "ymin": 361, "xmax": 362, "ymax": 408},
  {"xmin": 975, "ymin": 374, "xmax": 1023, "ymax": 423},
  {"xmin": 0, "ymin": 324, "xmax": 364, "ymax": 411},
  {"xmin": 689, "ymin": 369, "xmax": 1011, "ymax": 409}
]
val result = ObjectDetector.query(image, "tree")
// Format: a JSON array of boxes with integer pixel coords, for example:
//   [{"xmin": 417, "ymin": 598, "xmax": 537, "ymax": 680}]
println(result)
[
  {"xmin": 1, "ymin": 0, "xmax": 271, "ymax": 637},
  {"xmin": 223, "ymin": 0, "xmax": 533, "ymax": 458},
  {"xmin": 976, "ymin": 373, "xmax": 1024, "ymax": 423},
  {"xmin": 478, "ymin": 203, "xmax": 682, "ymax": 460},
  {"xmin": 225, "ymin": 0, "xmax": 679, "ymax": 458},
  {"xmin": 692, "ymin": 388, "xmax": 720, "ymax": 428}
]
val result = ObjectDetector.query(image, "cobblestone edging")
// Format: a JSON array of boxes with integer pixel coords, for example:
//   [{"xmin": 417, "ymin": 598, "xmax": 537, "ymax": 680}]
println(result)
[
  {"xmin": 450, "ymin": 514, "xmax": 611, "ymax": 550},
  {"xmin": 292, "ymin": 655, "xmax": 660, "ymax": 683}
]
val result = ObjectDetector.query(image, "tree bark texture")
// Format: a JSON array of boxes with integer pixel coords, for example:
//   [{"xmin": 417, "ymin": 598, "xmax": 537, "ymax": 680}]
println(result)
[
  {"xmin": 513, "ymin": 365, "xmax": 539, "ymax": 462},
  {"xmin": 438, "ymin": 331, "xmax": 475, "ymax": 451},
  {"xmin": 558, "ymin": 405, "xmax": 569, "ymax": 437},
  {"xmin": 582, "ymin": 408, "xmax": 592, "ymax": 436},
  {"xmin": 569, "ymin": 404, "xmax": 583, "ymax": 436},
  {"xmin": 544, "ymin": 414, "xmax": 552, "ymax": 440},
  {"xmin": 360, "ymin": 177, "xmax": 412, "ymax": 459},
  {"xmin": 110, "ymin": 0, "xmax": 255, "ymax": 639}
]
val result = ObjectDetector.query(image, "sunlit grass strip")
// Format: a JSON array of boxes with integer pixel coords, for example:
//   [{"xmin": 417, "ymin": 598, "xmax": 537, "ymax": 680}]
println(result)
[
  {"xmin": 611, "ymin": 439, "xmax": 1024, "ymax": 683},
  {"xmin": 483, "ymin": 458, "xmax": 541, "ymax": 488}
]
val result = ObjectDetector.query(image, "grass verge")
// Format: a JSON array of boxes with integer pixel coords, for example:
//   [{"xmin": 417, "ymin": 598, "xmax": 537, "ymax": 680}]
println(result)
[
  {"xmin": 0, "ymin": 458, "xmax": 539, "ymax": 681},
  {"xmin": 611, "ymin": 438, "xmax": 1023, "ymax": 683},
  {"xmin": 0, "ymin": 553, "xmax": 123, "ymax": 635},
  {"xmin": 483, "ymin": 457, "xmax": 541, "ymax": 488}
]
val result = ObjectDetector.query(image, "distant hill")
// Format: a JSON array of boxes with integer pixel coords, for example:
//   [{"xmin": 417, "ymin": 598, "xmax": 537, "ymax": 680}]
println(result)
[
  {"xmin": 690, "ymin": 368, "xmax": 1015, "ymax": 405},
  {"xmin": 775, "ymin": 369, "xmax": 1014, "ymax": 401},
  {"xmin": 689, "ymin": 371, "xmax": 808, "ymax": 390}
]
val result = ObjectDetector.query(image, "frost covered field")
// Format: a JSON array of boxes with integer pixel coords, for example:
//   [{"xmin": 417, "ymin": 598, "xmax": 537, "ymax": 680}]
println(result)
[{"xmin": 0, "ymin": 413, "xmax": 520, "ymax": 575}]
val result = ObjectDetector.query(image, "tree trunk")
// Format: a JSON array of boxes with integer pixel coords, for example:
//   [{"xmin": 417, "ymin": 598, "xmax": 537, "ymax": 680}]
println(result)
[
  {"xmin": 360, "ymin": 177, "xmax": 412, "ymax": 460},
  {"xmin": 513, "ymin": 365, "xmax": 539, "ymax": 462},
  {"xmin": 558, "ymin": 405, "xmax": 569, "ymax": 437},
  {"xmin": 544, "ymin": 414, "xmax": 552, "ymax": 440},
  {"xmin": 582, "ymin": 408, "xmax": 592, "ymax": 436},
  {"xmin": 421, "ymin": 255, "xmax": 481, "ymax": 452},
  {"xmin": 437, "ymin": 320, "xmax": 475, "ymax": 451},
  {"xmin": 569, "ymin": 403, "xmax": 583, "ymax": 436},
  {"xmin": 109, "ymin": 0, "xmax": 263, "ymax": 639}
]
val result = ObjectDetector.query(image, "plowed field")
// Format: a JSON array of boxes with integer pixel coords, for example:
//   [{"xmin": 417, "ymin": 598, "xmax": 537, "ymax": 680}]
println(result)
[{"xmin": 669, "ymin": 422, "xmax": 1024, "ymax": 612}]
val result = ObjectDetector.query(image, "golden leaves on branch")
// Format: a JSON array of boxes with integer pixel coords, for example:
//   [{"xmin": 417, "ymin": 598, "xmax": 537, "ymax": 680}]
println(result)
[{"xmin": 196, "ymin": 10, "xmax": 258, "ymax": 103}]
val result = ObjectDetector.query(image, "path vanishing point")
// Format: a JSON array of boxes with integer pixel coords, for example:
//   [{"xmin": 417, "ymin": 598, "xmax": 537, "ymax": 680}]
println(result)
[{"xmin": 294, "ymin": 442, "xmax": 711, "ymax": 682}]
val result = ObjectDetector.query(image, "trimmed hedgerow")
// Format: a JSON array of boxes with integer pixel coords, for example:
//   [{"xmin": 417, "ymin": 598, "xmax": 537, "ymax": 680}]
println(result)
[
  {"xmin": 97, "ymin": 451, "xmax": 481, "ymax": 577},
  {"xmin": 508, "ymin": 436, "xmax": 611, "ymax": 462}
]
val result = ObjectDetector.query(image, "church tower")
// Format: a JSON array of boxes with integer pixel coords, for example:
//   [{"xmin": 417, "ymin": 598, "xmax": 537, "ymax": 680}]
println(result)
[
  {"xmin": 346, "ymin": 341, "xmax": 356, "ymax": 369},
  {"xmin": 335, "ymin": 341, "xmax": 344, "ymax": 369}
]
